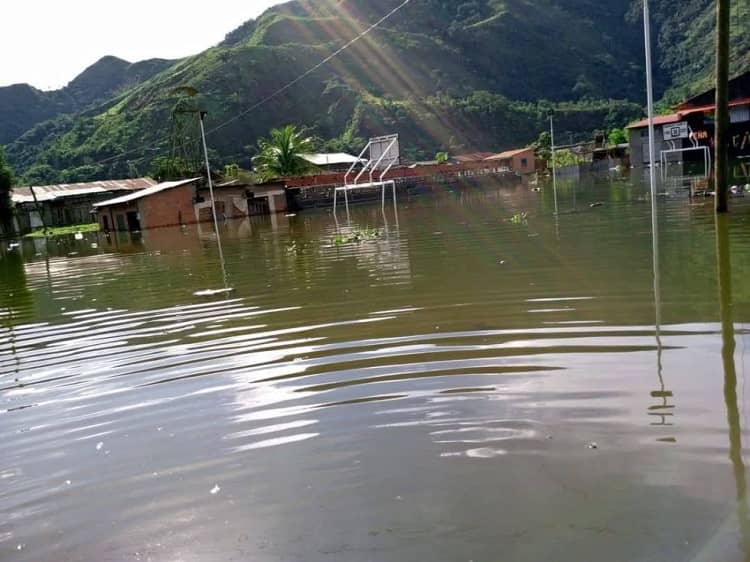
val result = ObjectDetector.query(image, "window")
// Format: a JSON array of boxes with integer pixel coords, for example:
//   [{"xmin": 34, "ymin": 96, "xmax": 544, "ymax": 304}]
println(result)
[{"xmin": 521, "ymin": 158, "xmax": 528, "ymax": 169}]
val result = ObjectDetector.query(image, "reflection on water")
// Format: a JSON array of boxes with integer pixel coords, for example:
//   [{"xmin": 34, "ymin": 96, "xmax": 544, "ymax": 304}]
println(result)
[
  {"xmin": 2, "ymin": 177, "xmax": 750, "ymax": 561},
  {"xmin": 717, "ymin": 214, "xmax": 750, "ymax": 560}
]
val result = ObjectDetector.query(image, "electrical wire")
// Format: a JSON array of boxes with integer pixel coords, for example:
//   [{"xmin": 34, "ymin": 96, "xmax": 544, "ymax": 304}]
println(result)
[{"xmin": 94, "ymin": 0, "xmax": 412, "ymax": 168}]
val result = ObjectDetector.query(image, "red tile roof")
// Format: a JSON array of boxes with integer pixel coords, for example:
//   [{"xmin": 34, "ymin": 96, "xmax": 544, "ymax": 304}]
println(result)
[
  {"xmin": 626, "ymin": 114, "xmax": 681, "ymax": 129},
  {"xmin": 453, "ymin": 152, "xmax": 496, "ymax": 162},
  {"xmin": 486, "ymin": 147, "xmax": 534, "ymax": 160},
  {"xmin": 677, "ymin": 97, "xmax": 750, "ymax": 116},
  {"xmin": 628, "ymin": 97, "xmax": 750, "ymax": 129}
]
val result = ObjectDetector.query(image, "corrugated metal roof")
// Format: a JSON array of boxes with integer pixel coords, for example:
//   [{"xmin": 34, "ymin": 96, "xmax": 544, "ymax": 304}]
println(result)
[
  {"xmin": 93, "ymin": 178, "xmax": 201, "ymax": 208},
  {"xmin": 12, "ymin": 178, "xmax": 157, "ymax": 204},
  {"xmin": 300, "ymin": 153, "xmax": 363, "ymax": 166},
  {"xmin": 486, "ymin": 147, "xmax": 534, "ymax": 160}
]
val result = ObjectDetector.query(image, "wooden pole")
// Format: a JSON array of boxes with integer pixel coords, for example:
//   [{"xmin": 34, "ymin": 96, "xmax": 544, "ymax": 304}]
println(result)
[{"xmin": 715, "ymin": 0, "xmax": 731, "ymax": 213}]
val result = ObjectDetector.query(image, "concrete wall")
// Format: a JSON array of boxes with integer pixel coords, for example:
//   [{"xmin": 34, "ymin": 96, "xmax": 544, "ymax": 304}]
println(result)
[
  {"xmin": 99, "ymin": 202, "xmax": 138, "ymax": 232},
  {"xmin": 629, "ymin": 126, "xmax": 669, "ymax": 168},
  {"xmin": 197, "ymin": 186, "xmax": 249, "ymax": 219},
  {"xmin": 250, "ymin": 186, "xmax": 287, "ymax": 215}
]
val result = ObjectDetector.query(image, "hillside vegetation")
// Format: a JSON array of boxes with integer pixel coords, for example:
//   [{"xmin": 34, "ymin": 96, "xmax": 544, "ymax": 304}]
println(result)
[
  {"xmin": 0, "ymin": 56, "xmax": 172, "ymax": 146},
  {"xmin": 3, "ymin": 0, "xmax": 748, "ymax": 183}
]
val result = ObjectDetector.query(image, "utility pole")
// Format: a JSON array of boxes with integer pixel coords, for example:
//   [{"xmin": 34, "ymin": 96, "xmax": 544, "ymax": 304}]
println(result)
[
  {"xmin": 643, "ymin": 0, "xmax": 658, "ymax": 205},
  {"xmin": 198, "ymin": 111, "xmax": 221, "ymax": 237},
  {"xmin": 550, "ymin": 116, "xmax": 558, "ymax": 216},
  {"xmin": 715, "ymin": 0, "xmax": 731, "ymax": 213}
]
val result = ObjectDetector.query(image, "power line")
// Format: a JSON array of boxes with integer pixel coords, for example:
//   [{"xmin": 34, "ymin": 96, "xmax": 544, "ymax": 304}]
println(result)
[
  {"xmin": 204, "ymin": 0, "xmax": 412, "ymax": 137},
  {"xmin": 94, "ymin": 0, "xmax": 413, "ymax": 169}
]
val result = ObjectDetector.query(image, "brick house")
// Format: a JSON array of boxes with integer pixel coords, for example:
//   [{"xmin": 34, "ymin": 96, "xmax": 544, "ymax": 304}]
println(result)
[
  {"xmin": 485, "ymin": 147, "xmax": 536, "ymax": 175},
  {"xmin": 93, "ymin": 178, "xmax": 202, "ymax": 232}
]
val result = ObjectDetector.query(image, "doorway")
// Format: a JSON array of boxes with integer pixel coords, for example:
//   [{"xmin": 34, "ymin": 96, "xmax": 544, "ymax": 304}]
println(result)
[
  {"xmin": 126, "ymin": 211, "xmax": 141, "ymax": 232},
  {"xmin": 248, "ymin": 195, "xmax": 270, "ymax": 216}
]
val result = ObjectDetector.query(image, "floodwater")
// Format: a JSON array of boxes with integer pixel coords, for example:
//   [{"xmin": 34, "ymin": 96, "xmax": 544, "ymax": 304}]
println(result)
[{"xmin": 2, "ymin": 176, "xmax": 750, "ymax": 561}]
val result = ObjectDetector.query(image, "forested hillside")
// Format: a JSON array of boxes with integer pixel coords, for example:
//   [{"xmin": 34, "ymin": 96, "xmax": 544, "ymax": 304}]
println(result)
[
  {"xmin": 2, "ymin": 0, "xmax": 748, "ymax": 183},
  {"xmin": 0, "ymin": 56, "xmax": 172, "ymax": 146}
]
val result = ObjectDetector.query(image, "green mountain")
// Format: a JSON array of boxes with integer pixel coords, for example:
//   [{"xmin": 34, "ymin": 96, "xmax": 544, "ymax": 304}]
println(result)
[
  {"xmin": 3, "ymin": 0, "xmax": 748, "ymax": 184},
  {"xmin": 0, "ymin": 56, "xmax": 172, "ymax": 145}
]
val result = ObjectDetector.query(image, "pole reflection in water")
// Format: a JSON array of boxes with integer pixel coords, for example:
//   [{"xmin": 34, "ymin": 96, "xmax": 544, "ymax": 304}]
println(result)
[
  {"xmin": 716, "ymin": 214, "xmax": 750, "ymax": 558},
  {"xmin": 649, "ymin": 157, "xmax": 674, "ymax": 432},
  {"xmin": 194, "ymin": 219, "xmax": 231, "ymax": 296},
  {"xmin": 649, "ymin": 254, "xmax": 674, "ymax": 427}
]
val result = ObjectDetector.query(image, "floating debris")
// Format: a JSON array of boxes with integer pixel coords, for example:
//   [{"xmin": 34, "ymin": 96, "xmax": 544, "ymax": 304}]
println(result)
[
  {"xmin": 74, "ymin": 232, "xmax": 84, "ymax": 240},
  {"xmin": 96, "ymin": 441, "xmax": 104, "ymax": 451},
  {"xmin": 587, "ymin": 442, "xmax": 599, "ymax": 450},
  {"xmin": 194, "ymin": 288, "xmax": 235, "ymax": 297},
  {"xmin": 590, "ymin": 202, "xmax": 604, "ymax": 208},
  {"xmin": 333, "ymin": 227, "xmax": 382, "ymax": 245},
  {"xmin": 210, "ymin": 484, "xmax": 221, "ymax": 495}
]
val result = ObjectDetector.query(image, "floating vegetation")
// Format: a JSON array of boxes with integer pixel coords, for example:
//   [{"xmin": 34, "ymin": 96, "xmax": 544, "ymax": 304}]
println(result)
[
  {"xmin": 333, "ymin": 227, "xmax": 382, "ymax": 245},
  {"xmin": 509, "ymin": 212, "xmax": 528, "ymax": 225},
  {"xmin": 24, "ymin": 223, "xmax": 100, "ymax": 239}
]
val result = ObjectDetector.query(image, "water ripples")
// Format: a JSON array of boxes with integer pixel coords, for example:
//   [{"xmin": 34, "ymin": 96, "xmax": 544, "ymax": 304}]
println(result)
[{"xmin": 2, "ymin": 185, "xmax": 750, "ymax": 561}]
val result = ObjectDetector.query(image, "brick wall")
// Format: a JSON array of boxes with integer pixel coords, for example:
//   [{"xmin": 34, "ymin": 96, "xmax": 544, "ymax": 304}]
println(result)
[
  {"xmin": 282, "ymin": 160, "xmax": 513, "ymax": 189},
  {"xmin": 511, "ymin": 149, "xmax": 536, "ymax": 175},
  {"xmin": 139, "ymin": 184, "xmax": 197, "ymax": 229}
]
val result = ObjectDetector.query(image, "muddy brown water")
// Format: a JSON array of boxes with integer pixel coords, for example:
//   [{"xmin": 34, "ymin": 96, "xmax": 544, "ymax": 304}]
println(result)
[{"xmin": 2, "ymin": 177, "xmax": 750, "ymax": 561}]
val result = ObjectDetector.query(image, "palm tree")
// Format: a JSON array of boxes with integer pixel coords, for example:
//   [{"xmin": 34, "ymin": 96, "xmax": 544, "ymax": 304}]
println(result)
[
  {"xmin": 0, "ymin": 146, "xmax": 15, "ymax": 234},
  {"xmin": 252, "ymin": 125, "xmax": 314, "ymax": 180}
]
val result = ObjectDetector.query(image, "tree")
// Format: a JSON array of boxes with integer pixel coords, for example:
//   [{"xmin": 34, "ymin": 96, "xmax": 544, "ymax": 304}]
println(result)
[
  {"xmin": 149, "ymin": 156, "xmax": 193, "ymax": 182},
  {"xmin": 552, "ymin": 149, "xmax": 585, "ymax": 168},
  {"xmin": 608, "ymin": 128, "xmax": 628, "ymax": 146},
  {"xmin": 0, "ymin": 146, "xmax": 15, "ymax": 233},
  {"xmin": 252, "ymin": 125, "xmax": 314, "ymax": 180},
  {"xmin": 435, "ymin": 151, "xmax": 449, "ymax": 164},
  {"xmin": 534, "ymin": 131, "xmax": 552, "ymax": 162}
]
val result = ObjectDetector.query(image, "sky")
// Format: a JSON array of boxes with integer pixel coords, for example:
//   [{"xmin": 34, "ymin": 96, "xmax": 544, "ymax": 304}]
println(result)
[{"xmin": 0, "ymin": 0, "xmax": 284, "ymax": 90}]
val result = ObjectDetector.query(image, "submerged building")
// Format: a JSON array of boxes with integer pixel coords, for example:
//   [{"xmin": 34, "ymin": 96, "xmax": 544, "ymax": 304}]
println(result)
[
  {"xmin": 93, "ymin": 178, "xmax": 202, "ymax": 232},
  {"xmin": 12, "ymin": 178, "xmax": 157, "ymax": 233},
  {"xmin": 485, "ymin": 147, "xmax": 536, "ymax": 175},
  {"xmin": 628, "ymin": 70, "xmax": 750, "ymax": 168},
  {"xmin": 93, "ymin": 177, "xmax": 289, "ymax": 232}
]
